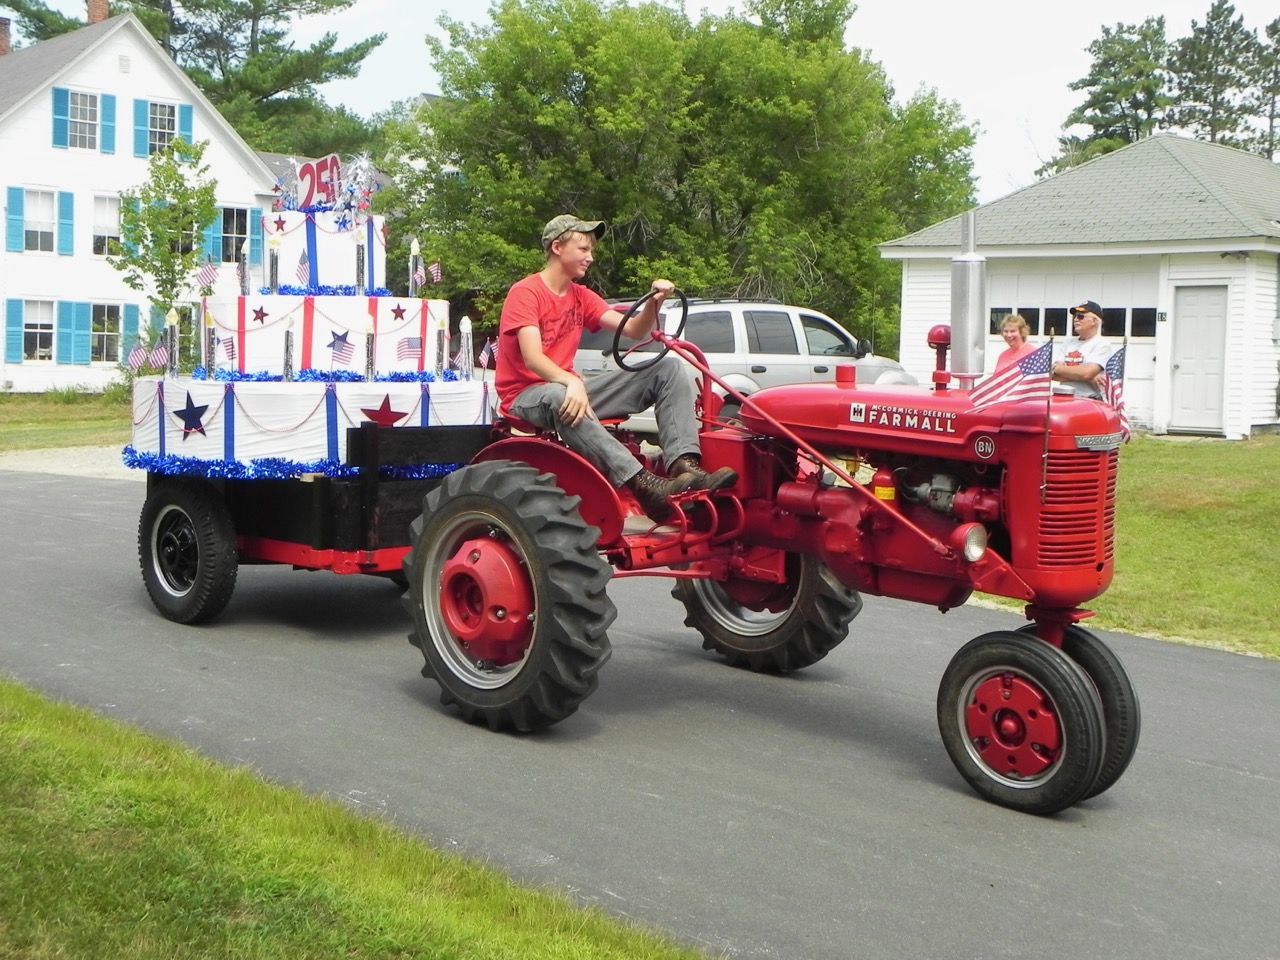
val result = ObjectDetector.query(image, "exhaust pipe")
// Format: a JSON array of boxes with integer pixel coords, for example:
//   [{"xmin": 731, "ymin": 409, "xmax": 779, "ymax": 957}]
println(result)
[{"xmin": 950, "ymin": 211, "xmax": 986, "ymax": 389}]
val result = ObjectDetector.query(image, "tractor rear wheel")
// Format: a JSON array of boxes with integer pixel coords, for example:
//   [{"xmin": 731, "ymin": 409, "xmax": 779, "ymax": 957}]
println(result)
[
  {"xmin": 672, "ymin": 553, "xmax": 861, "ymax": 672},
  {"xmin": 402, "ymin": 460, "xmax": 615, "ymax": 731},
  {"xmin": 138, "ymin": 477, "xmax": 238, "ymax": 624},
  {"xmin": 1019, "ymin": 624, "xmax": 1140, "ymax": 800},
  {"xmin": 937, "ymin": 631, "xmax": 1106, "ymax": 814}
]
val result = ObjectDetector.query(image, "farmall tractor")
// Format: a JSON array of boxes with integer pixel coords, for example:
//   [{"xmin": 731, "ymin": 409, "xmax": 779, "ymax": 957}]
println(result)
[{"xmin": 401, "ymin": 271, "xmax": 1137, "ymax": 817}]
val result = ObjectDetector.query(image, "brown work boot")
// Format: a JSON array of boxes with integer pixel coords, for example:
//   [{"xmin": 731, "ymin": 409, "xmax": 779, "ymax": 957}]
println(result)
[
  {"xmin": 669, "ymin": 454, "xmax": 738, "ymax": 492},
  {"xmin": 626, "ymin": 469, "xmax": 697, "ymax": 522}
]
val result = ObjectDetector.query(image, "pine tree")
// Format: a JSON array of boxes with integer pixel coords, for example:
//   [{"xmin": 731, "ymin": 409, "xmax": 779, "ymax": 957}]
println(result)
[
  {"xmin": 1168, "ymin": 0, "xmax": 1262, "ymax": 146},
  {"xmin": 1251, "ymin": 17, "xmax": 1280, "ymax": 159}
]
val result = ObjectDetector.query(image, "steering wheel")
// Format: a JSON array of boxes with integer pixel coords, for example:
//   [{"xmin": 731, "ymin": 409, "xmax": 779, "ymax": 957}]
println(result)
[{"xmin": 610, "ymin": 287, "xmax": 688, "ymax": 372}]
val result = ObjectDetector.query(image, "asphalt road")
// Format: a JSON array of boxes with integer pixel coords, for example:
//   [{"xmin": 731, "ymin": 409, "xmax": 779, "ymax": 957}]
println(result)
[{"xmin": 1, "ymin": 469, "xmax": 1278, "ymax": 960}]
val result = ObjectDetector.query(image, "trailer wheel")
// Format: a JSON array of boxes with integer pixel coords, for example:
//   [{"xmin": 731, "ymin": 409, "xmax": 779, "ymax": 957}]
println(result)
[
  {"xmin": 402, "ymin": 460, "xmax": 615, "ymax": 732},
  {"xmin": 138, "ymin": 477, "xmax": 238, "ymax": 624},
  {"xmin": 672, "ymin": 554, "xmax": 860, "ymax": 672},
  {"xmin": 937, "ymin": 631, "xmax": 1106, "ymax": 814},
  {"xmin": 1019, "ymin": 624, "xmax": 1141, "ymax": 800}
]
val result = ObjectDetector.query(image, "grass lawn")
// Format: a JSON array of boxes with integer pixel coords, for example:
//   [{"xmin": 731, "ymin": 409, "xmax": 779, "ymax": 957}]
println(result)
[
  {"xmin": 0, "ymin": 386, "xmax": 132, "ymax": 452},
  {"xmin": 0, "ymin": 680, "xmax": 704, "ymax": 960}
]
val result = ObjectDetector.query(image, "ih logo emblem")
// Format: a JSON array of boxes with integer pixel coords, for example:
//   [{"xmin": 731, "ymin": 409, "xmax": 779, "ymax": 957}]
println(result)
[{"xmin": 849, "ymin": 401, "xmax": 867, "ymax": 424}]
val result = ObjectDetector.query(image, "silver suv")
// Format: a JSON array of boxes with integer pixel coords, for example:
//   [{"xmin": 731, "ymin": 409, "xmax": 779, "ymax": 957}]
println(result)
[{"xmin": 575, "ymin": 299, "xmax": 915, "ymax": 430}]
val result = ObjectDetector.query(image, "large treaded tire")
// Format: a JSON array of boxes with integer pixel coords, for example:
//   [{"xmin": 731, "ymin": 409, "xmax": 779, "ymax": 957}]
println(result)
[
  {"xmin": 402, "ymin": 460, "xmax": 615, "ymax": 732},
  {"xmin": 1020, "ymin": 624, "xmax": 1141, "ymax": 800},
  {"xmin": 937, "ymin": 631, "xmax": 1106, "ymax": 815},
  {"xmin": 672, "ymin": 553, "xmax": 861, "ymax": 672},
  {"xmin": 138, "ymin": 477, "xmax": 238, "ymax": 624}
]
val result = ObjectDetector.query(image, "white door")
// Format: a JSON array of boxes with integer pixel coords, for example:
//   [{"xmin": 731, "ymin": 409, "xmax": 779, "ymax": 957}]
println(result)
[{"xmin": 1169, "ymin": 285, "xmax": 1227, "ymax": 434}]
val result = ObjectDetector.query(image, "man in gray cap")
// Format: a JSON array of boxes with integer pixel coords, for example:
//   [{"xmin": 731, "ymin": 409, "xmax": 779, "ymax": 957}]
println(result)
[
  {"xmin": 495, "ymin": 214, "xmax": 735, "ymax": 521},
  {"xmin": 1052, "ymin": 299, "xmax": 1114, "ymax": 399}
]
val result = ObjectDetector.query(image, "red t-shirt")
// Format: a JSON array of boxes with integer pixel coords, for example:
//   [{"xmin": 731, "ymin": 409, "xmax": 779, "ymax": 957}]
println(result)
[{"xmin": 495, "ymin": 274, "xmax": 611, "ymax": 410}]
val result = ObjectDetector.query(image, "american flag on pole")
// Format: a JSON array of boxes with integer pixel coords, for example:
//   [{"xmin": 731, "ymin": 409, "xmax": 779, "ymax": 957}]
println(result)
[
  {"xmin": 218, "ymin": 335, "xmax": 236, "ymax": 362},
  {"xmin": 196, "ymin": 259, "xmax": 219, "ymax": 288},
  {"xmin": 397, "ymin": 336, "xmax": 423, "ymax": 361},
  {"xmin": 329, "ymin": 330, "xmax": 354, "ymax": 365},
  {"xmin": 127, "ymin": 343, "xmax": 168, "ymax": 371},
  {"xmin": 428, "ymin": 261, "xmax": 442, "ymax": 283},
  {"xmin": 412, "ymin": 260, "xmax": 426, "ymax": 287},
  {"xmin": 148, "ymin": 342, "xmax": 169, "ymax": 370},
  {"xmin": 127, "ymin": 344, "xmax": 149, "ymax": 371},
  {"xmin": 969, "ymin": 341, "xmax": 1054, "ymax": 409},
  {"xmin": 477, "ymin": 338, "xmax": 497, "ymax": 369},
  {"xmin": 1099, "ymin": 346, "xmax": 1131, "ymax": 441},
  {"xmin": 450, "ymin": 347, "xmax": 466, "ymax": 369},
  {"xmin": 296, "ymin": 249, "xmax": 311, "ymax": 285}
]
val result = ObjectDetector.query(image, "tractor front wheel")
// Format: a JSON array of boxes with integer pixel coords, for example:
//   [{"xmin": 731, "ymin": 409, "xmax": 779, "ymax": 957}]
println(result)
[
  {"xmin": 402, "ymin": 460, "xmax": 615, "ymax": 731},
  {"xmin": 1019, "ymin": 624, "xmax": 1140, "ymax": 800},
  {"xmin": 672, "ymin": 553, "xmax": 861, "ymax": 672},
  {"xmin": 937, "ymin": 631, "xmax": 1105, "ymax": 814}
]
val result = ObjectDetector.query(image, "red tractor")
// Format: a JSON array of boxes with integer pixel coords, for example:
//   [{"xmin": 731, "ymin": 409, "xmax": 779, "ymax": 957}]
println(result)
[{"xmin": 400, "ymin": 290, "xmax": 1137, "ymax": 816}]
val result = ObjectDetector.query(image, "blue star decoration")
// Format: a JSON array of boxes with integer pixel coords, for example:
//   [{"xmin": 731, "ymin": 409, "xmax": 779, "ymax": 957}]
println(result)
[
  {"xmin": 174, "ymin": 391, "xmax": 209, "ymax": 440},
  {"xmin": 328, "ymin": 330, "xmax": 350, "ymax": 351}
]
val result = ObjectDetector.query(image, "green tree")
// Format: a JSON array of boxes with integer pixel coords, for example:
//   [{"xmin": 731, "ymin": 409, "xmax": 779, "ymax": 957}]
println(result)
[
  {"xmin": 1, "ymin": 0, "xmax": 384, "ymax": 156},
  {"xmin": 108, "ymin": 138, "xmax": 219, "ymax": 346},
  {"xmin": 1039, "ymin": 18, "xmax": 1170, "ymax": 177},
  {"xmin": 1168, "ymin": 0, "xmax": 1262, "ymax": 145},
  {"xmin": 386, "ymin": 0, "xmax": 973, "ymax": 352},
  {"xmin": 1251, "ymin": 17, "xmax": 1280, "ymax": 159}
]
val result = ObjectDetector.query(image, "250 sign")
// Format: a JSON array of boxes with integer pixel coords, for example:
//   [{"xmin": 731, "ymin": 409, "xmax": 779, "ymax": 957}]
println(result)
[{"xmin": 297, "ymin": 154, "xmax": 341, "ymax": 208}]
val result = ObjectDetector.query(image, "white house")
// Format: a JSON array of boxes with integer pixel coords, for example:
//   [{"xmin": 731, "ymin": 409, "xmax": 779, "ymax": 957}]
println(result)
[
  {"xmin": 880, "ymin": 135, "xmax": 1280, "ymax": 440},
  {"xmin": 0, "ymin": 2, "xmax": 276, "ymax": 392}
]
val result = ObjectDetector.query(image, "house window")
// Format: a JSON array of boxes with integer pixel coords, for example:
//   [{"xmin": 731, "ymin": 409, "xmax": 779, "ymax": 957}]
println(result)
[
  {"xmin": 23, "ymin": 300, "xmax": 54, "ymax": 361},
  {"xmin": 221, "ymin": 207, "xmax": 249, "ymax": 263},
  {"xmin": 1131, "ymin": 308, "xmax": 1157, "ymax": 338},
  {"xmin": 23, "ymin": 190, "xmax": 55, "ymax": 252},
  {"xmin": 1044, "ymin": 309, "xmax": 1070, "ymax": 338},
  {"xmin": 69, "ymin": 92, "xmax": 98, "ymax": 149},
  {"xmin": 1101, "ymin": 308, "xmax": 1128, "ymax": 338},
  {"xmin": 173, "ymin": 303, "xmax": 199, "ymax": 367},
  {"xmin": 93, "ymin": 195, "xmax": 120, "ymax": 255},
  {"xmin": 148, "ymin": 102, "xmax": 176, "ymax": 153},
  {"xmin": 91, "ymin": 304, "xmax": 121, "ymax": 362}
]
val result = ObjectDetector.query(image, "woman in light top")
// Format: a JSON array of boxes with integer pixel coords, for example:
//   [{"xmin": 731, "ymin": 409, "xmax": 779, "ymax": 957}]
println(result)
[{"xmin": 995, "ymin": 314, "xmax": 1036, "ymax": 371}]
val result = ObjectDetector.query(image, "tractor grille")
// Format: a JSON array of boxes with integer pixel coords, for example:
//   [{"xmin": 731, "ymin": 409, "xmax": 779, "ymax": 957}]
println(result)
[{"xmin": 1037, "ymin": 450, "xmax": 1117, "ymax": 567}]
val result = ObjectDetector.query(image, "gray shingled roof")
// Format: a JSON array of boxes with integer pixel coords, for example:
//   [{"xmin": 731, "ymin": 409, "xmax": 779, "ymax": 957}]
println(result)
[
  {"xmin": 0, "ymin": 15, "xmax": 124, "ymax": 120},
  {"xmin": 882, "ymin": 135, "xmax": 1280, "ymax": 250}
]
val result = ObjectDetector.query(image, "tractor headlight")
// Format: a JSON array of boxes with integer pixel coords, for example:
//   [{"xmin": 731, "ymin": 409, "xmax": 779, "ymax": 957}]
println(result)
[{"xmin": 951, "ymin": 523, "xmax": 988, "ymax": 563}]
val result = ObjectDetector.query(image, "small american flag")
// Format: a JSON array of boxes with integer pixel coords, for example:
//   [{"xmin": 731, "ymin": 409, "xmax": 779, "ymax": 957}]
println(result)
[
  {"xmin": 397, "ymin": 337, "xmax": 423, "ymax": 361},
  {"xmin": 127, "ymin": 344, "xmax": 149, "ymax": 371},
  {"xmin": 196, "ymin": 259, "xmax": 219, "ymax": 288},
  {"xmin": 329, "ymin": 331, "xmax": 354, "ymax": 365},
  {"xmin": 148, "ymin": 343, "xmax": 170, "ymax": 370},
  {"xmin": 412, "ymin": 260, "xmax": 426, "ymax": 287},
  {"xmin": 296, "ymin": 249, "xmax": 311, "ymax": 285},
  {"xmin": 235, "ymin": 258, "xmax": 246, "ymax": 288},
  {"xmin": 1099, "ymin": 347, "xmax": 1130, "ymax": 441},
  {"xmin": 428, "ymin": 261, "xmax": 442, "ymax": 283},
  {"xmin": 477, "ymin": 338, "xmax": 497, "ymax": 369},
  {"xmin": 970, "ymin": 341, "xmax": 1053, "ymax": 409},
  {"xmin": 219, "ymin": 335, "xmax": 236, "ymax": 362},
  {"xmin": 450, "ymin": 347, "xmax": 466, "ymax": 369}
]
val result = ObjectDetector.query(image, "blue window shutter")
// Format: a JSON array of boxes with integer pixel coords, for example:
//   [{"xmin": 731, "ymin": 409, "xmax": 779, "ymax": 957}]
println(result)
[
  {"xmin": 5, "ymin": 300, "xmax": 23, "ymax": 364},
  {"xmin": 123, "ymin": 303, "xmax": 140, "ymax": 357},
  {"xmin": 133, "ymin": 99, "xmax": 148, "ymax": 157},
  {"xmin": 6, "ymin": 186, "xmax": 24, "ymax": 253},
  {"xmin": 73, "ymin": 302, "xmax": 92, "ymax": 364},
  {"xmin": 202, "ymin": 215, "xmax": 221, "ymax": 262},
  {"xmin": 52, "ymin": 87, "xmax": 70, "ymax": 148},
  {"xmin": 101, "ymin": 94, "xmax": 116, "ymax": 154},
  {"xmin": 57, "ymin": 192, "xmax": 74, "ymax": 256},
  {"xmin": 179, "ymin": 104, "xmax": 193, "ymax": 143},
  {"xmin": 249, "ymin": 208, "xmax": 263, "ymax": 266},
  {"xmin": 55, "ymin": 301, "xmax": 75, "ymax": 364}
]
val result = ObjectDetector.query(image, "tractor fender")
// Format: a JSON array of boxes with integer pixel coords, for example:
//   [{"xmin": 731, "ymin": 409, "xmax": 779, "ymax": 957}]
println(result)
[{"xmin": 472, "ymin": 438, "xmax": 626, "ymax": 545}]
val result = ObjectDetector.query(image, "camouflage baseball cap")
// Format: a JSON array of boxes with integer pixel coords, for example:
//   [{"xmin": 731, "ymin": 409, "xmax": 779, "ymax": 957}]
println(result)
[{"xmin": 541, "ymin": 214, "xmax": 606, "ymax": 251}]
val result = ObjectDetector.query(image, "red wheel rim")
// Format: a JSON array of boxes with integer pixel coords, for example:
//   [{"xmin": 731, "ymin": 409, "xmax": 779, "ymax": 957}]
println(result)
[
  {"xmin": 439, "ymin": 536, "xmax": 535, "ymax": 666},
  {"xmin": 964, "ymin": 671, "xmax": 1063, "ymax": 780}
]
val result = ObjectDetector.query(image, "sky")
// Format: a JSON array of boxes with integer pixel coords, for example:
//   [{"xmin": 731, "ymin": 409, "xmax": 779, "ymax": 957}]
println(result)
[{"xmin": 20, "ymin": 0, "xmax": 1280, "ymax": 204}]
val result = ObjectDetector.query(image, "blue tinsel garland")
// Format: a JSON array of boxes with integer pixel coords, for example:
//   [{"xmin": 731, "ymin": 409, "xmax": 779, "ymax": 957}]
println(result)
[
  {"xmin": 122, "ymin": 445, "xmax": 461, "ymax": 481},
  {"xmin": 187, "ymin": 368, "xmax": 458, "ymax": 383},
  {"xmin": 266, "ymin": 284, "xmax": 393, "ymax": 297}
]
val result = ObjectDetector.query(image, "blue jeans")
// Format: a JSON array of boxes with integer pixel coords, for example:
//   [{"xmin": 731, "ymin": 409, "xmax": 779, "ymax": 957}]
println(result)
[{"xmin": 507, "ymin": 355, "xmax": 700, "ymax": 486}]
